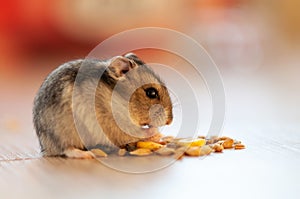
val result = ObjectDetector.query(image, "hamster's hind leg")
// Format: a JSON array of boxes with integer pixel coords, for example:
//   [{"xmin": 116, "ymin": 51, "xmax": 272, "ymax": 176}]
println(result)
[{"xmin": 63, "ymin": 147, "xmax": 95, "ymax": 159}]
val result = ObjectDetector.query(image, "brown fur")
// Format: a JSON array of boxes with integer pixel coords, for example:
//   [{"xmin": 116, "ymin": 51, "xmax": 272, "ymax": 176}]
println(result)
[{"xmin": 33, "ymin": 53, "xmax": 173, "ymax": 157}]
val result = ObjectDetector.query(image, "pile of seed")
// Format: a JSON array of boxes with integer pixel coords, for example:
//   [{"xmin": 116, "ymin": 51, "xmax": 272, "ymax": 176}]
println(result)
[{"xmin": 91, "ymin": 135, "xmax": 245, "ymax": 159}]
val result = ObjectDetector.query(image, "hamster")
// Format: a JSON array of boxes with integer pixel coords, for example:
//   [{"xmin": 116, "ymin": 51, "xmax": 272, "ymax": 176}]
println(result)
[{"xmin": 33, "ymin": 53, "xmax": 173, "ymax": 158}]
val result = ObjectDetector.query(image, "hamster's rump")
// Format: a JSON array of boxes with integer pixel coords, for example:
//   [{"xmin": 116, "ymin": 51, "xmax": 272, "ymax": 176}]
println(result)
[{"xmin": 33, "ymin": 53, "xmax": 173, "ymax": 158}]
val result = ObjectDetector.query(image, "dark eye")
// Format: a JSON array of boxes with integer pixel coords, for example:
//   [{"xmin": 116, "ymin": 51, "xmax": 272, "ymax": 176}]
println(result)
[{"xmin": 145, "ymin": 87, "xmax": 159, "ymax": 99}]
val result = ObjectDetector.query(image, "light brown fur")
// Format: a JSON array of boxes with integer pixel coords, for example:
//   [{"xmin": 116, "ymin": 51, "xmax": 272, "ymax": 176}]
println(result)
[{"xmin": 33, "ymin": 53, "xmax": 173, "ymax": 158}]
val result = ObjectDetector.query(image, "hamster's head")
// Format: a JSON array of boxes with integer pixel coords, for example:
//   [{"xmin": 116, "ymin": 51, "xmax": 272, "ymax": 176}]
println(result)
[
  {"xmin": 129, "ymin": 82, "xmax": 173, "ymax": 128},
  {"xmin": 107, "ymin": 53, "xmax": 173, "ymax": 136}
]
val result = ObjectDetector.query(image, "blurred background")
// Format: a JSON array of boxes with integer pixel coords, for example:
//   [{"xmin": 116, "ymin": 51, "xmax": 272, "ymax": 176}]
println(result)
[{"xmin": 0, "ymin": 0, "xmax": 299, "ymax": 139}]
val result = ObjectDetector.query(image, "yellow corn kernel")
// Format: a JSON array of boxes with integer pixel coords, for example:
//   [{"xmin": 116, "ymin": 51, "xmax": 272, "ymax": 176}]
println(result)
[
  {"xmin": 129, "ymin": 148, "xmax": 152, "ymax": 156},
  {"xmin": 137, "ymin": 141, "xmax": 163, "ymax": 150},
  {"xmin": 177, "ymin": 138, "xmax": 206, "ymax": 147}
]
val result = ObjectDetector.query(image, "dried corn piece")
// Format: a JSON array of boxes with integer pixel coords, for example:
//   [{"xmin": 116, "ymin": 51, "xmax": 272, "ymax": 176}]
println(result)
[
  {"xmin": 155, "ymin": 147, "xmax": 175, "ymax": 156},
  {"xmin": 129, "ymin": 148, "xmax": 153, "ymax": 156},
  {"xmin": 234, "ymin": 144, "xmax": 245, "ymax": 150},
  {"xmin": 90, "ymin": 149, "xmax": 108, "ymax": 157},
  {"xmin": 137, "ymin": 141, "xmax": 163, "ymax": 150},
  {"xmin": 212, "ymin": 143, "xmax": 224, "ymax": 152},
  {"xmin": 118, "ymin": 149, "xmax": 127, "ymax": 156},
  {"xmin": 177, "ymin": 138, "xmax": 206, "ymax": 147},
  {"xmin": 199, "ymin": 145, "xmax": 212, "ymax": 156},
  {"xmin": 185, "ymin": 147, "xmax": 201, "ymax": 156},
  {"xmin": 222, "ymin": 138, "xmax": 234, "ymax": 149}
]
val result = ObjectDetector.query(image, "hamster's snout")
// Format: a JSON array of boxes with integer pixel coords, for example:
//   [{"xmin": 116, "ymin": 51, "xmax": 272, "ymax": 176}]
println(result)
[{"xmin": 146, "ymin": 104, "xmax": 173, "ymax": 127}]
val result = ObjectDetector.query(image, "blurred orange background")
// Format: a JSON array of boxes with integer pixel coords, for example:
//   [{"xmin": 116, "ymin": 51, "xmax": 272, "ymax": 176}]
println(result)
[{"xmin": 1, "ymin": 0, "xmax": 299, "ymax": 70}]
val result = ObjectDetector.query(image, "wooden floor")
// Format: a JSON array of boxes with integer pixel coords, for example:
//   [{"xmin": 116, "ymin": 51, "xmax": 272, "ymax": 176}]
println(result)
[{"xmin": 0, "ymin": 116, "xmax": 299, "ymax": 199}]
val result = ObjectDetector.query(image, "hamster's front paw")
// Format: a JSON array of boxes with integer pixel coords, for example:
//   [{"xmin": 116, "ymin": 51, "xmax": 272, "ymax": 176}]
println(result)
[{"xmin": 64, "ymin": 148, "xmax": 96, "ymax": 159}]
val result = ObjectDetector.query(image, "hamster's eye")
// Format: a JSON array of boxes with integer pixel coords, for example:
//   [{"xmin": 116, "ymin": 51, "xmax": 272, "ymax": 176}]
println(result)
[{"xmin": 145, "ymin": 87, "xmax": 159, "ymax": 99}]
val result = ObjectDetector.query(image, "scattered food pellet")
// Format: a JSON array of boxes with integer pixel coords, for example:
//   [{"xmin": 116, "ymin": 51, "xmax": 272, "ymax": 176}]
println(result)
[
  {"xmin": 222, "ymin": 138, "xmax": 234, "ymax": 149},
  {"xmin": 199, "ymin": 145, "xmax": 213, "ymax": 156},
  {"xmin": 155, "ymin": 147, "xmax": 175, "ymax": 156},
  {"xmin": 118, "ymin": 149, "xmax": 127, "ymax": 156},
  {"xmin": 212, "ymin": 143, "xmax": 224, "ymax": 153},
  {"xmin": 177, "ymin": 138, "xmax": 206, "ymax": 147},
  {"xmin": 96, "ymin": 135, "xmax": 245, "ymax": 160},
  {"xmin": 185, "ymin": 146, "xmax": 201, "ymax": 156},
  {"xmin": 137, "ymin": 141, "xmax": 163, "ymax": 150},
  {"xmin": 129, "ymin": 148, "xmax": 153, "ymax": 156},
  {"xmin": 234, "ymin": 144, "xmax": 246, "ymax": 150},
  {"xmin": 90, "ymin": 149, "xmax": 108, "ymax": 157}
]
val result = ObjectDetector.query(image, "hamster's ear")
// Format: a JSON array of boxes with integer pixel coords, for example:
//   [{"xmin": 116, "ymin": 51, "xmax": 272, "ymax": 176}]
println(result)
[
  {"xmin": 108, "ymin": 56, "xmax": 137, "ymax": 79},
  {"xmin": 124, "ymin": 53, "xmax": 145, "ymax": 65}
]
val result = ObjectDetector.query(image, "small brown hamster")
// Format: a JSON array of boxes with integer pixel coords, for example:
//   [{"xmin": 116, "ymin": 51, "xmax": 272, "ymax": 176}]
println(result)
[{"xmin": 33, "ymin": 53, "xmax": 173, "ymax": 158}]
